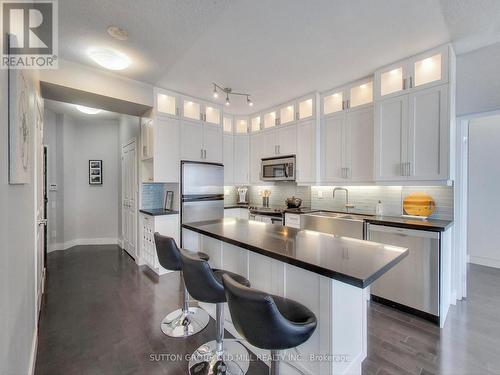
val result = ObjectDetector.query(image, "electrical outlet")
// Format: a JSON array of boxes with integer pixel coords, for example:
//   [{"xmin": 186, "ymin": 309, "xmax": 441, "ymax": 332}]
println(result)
[{"xmin": 317, "ymin": 190, "xmax": 323, "ymax": 199}]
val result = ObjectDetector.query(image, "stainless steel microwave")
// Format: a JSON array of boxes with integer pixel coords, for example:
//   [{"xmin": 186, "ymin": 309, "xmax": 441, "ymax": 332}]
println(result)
[{"xmin": 261, "ymin": 155, "xmax": 296, "ymax": 181}]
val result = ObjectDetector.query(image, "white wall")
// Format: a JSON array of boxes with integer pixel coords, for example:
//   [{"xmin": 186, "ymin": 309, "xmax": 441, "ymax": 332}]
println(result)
[
  {"xmin": 0, "ymin": 70, "xmax": 39, "ymax": 373},
  {"xmin": 457, "ymin": 42, "xmax": 500, "ymax": 116},
  {"xmin": 44, "ymin": 110, "xmax": 121, "ymax": 250},
  {"xmin": 468, "ymin": 114, "xmax": 500, "ymax": 268}
]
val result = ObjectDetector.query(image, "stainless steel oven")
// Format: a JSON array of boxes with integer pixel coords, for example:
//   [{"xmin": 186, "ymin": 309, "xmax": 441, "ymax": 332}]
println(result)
[{"xmin": 261, "ymin": 155, "xmax": 295, "ymax": 181}]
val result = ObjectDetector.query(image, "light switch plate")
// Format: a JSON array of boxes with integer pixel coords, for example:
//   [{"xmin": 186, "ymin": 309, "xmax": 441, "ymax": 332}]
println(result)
[
  {"xmin": 317, "ymin": 190, "xmax": 323, "ymax": 199},
  {"xmin": 49, "ymin": 184, "xmax": 57, "ymax": 191}
]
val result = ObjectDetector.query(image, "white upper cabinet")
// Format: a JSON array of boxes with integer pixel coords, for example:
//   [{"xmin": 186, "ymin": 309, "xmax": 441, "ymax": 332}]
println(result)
[
  {"xmin": 322, "ymin": 112, "xmax": 345, "ymax": 182},
  {"xmin": 223, "ymin": 134, "xmax": 234, "ymax": 185},
  {"xmin": 233, "ymin": 135, "xmax": 250, "ymax": 185},
  {"xmin": 181, "ymin": 121, "xmax": 204, "ymax": 161},
  {"xmin": 345, "ymin": 107, "xmax": 373, "ymax": 182},
  {"xmin": 296, "ymin": 119, "xmax": 316, "ymax": 183},
  {"xmin": 223, "ymin": 116, "xmax": 233, "ymax": 133},
  {"xmin": 322, "ymin": 78, "xmax": 373, "ymax": 117},
  {"xmin": 276, "ymin": 125, "xmax": 297, "ymax": 156},
  {"xmin": 375, "ymin": 45, "xmax": 450, "ymax": 100},
  {"xmin": 280, "ymin": 104, "xmax": 295, "ymax": 125},
  {"xmin": 204, "ymin": 124, "xmax": 223, "ymax": 163}
]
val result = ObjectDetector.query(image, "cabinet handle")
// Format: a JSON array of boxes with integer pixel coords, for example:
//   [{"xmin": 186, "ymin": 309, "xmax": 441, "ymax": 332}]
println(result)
[
  {"xmin": 296, "ymin": 112, "xmax": 300, "ymax": 121},
  {"xmin": 346, "ymin": 99, "xmax": 350, "ymax": 109},
  {"xmin": 409, "ymin": 76, "xmax": 413, "ymax": 89},
  {"xmin": 200, "ymin": 149, "xmax": 203, "ymax": 159},
  {"xmin": 342, "ymin": 101, "xmax": 345, "ymax": 111},
  {"xmin": 204, "ymin": 149, "xmax": 207, "ymax": 159},
  {"xmin": 400, "ymin": 163, "xmax": 404, "ymax": 176},
  {"xmin": 175, "ymin": 107, "xmax": 179, "ymax": 116},
  {"xmin": 402, "ymin": 78, "xmax": 407, "ymax": 90},
  {"xmin": 407, "ymin": 161, "xmax": 411, "ymax": 176},
  {"xmin": 278, "ymin": 145, "xmax": 280, "ymax": 154}
]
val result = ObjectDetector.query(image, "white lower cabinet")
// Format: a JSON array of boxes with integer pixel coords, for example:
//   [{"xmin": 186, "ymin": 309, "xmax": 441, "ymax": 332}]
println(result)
[
  {"xmin": 374, "ymin": 84, "xmax": 449, "ymax": 182},
  {"xmin": 140, "ymin": 213, "xmax": 180, "ymax": 275},
  {"xmin": 224, "ymin": 208, "xmax": 249, "ymax": 219},
  {"xmin": 322, "ymin": 106, "xmax": 373, "ymax": 183}
]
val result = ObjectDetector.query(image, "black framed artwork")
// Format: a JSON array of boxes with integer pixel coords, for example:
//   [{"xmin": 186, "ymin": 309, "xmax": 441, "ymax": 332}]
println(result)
[
  {"xmin": 89, "ymin": 160, "xmax": 103, "ymax": 185},
  {"xmin": 164, "ymin": 190, "xmax": 174, "ymax": 211}
]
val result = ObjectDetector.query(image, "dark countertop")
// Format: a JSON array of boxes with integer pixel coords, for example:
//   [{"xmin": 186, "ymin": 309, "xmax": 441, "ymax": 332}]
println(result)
[
  {"xmin": 182, "ymin": 218, "xmax": 408, "ymax": 288},
  {"xmin": 139, "ymin": 209, "xmax": 179, "ymax": 216},
  {"xmin": 224, "ymin": 204, "xmax": 249, "ymax": 209}
]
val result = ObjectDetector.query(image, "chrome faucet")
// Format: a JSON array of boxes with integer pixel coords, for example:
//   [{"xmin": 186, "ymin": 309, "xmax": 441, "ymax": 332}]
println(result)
[{"xmin": 333, "ymin": 187, "xmax": 355, "ymax": 212}]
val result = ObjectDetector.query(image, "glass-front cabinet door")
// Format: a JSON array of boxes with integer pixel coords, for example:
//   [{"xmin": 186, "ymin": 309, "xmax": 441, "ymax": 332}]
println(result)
[
  {"xmin": 298, "ymin": 97, "xmax": 313, "ymax": 120},
  {"xmin": 205, "ymin": 105, "xmax": 221, "ymax": 125},
  {"xmin": 182, "ymin": 98, "xmax": 201, "ymax": 121},
  {"xmin": 349, "ymin": 79, "xmax": 373, "ymax": 109},
  {"xmin": 280, "ymin": 104, "xmax": 295, "ymax": 125},
  {"xmin": 235, "ymin": 117, "xmax": 248, "ymax": 134},
  {"xmin": 263, "ymin": 111, "xmax": 276, "ymax": 129},
  {"xmin": 378, "ymin": 64, "xmax": 406, "ymax": 99},
  {"xmin": 411, "ymin": 46, "xmax": 448, "ymax": 90},
  {"xmin": 156, "ymin": 91, "xmax": 178, "ymax": 117},
  {"xmin": 251, "ymin": 116, "xmax": 261, "ymax": 132},
  {"xmin": 323, "ymin": 91, "xmax": 343, "ymax": 116}
]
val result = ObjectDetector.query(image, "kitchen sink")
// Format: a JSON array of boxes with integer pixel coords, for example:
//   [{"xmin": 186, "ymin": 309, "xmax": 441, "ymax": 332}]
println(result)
[{"xmin": 301, "ymin": 211, "xmax": 372, "ymax": 239}]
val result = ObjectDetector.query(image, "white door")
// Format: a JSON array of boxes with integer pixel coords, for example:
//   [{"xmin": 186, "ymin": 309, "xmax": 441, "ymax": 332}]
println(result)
[
  {"xmin": 233, "ymin": 135, "xmax": 249, "ymax": 185},
  {"xmin": 122, "ymin": 140, "xmax": 137, "ymax": 259},
  {"xmin": 223, "ymin": 134, "xmax": 234, "ymax": 185},
  {"xmin": 407, "ymin": 84, "xmax": 448, "ymax": 181},
  {"xmin": 276, "ymin": 124, "xmax": 297, "ymax": 156},
  {"xmin": 35, "ymin": 98, "xmax": 45, "ymax": 315},
  {"xmin": 296, "ymin": 120, "xmax": 316, "ymax": 183},
  {"xmin": 322, "ymin": 112, "xmax": 345, "ymax": 182},
  {"xmin": 346, "ymin": 106, "xmax": 374, "ymax": 182},
  {"xmin": 374, "ymin": 95, "xmax": 408, "ymax": 181},
  {"xmin": 181, "ymin": 121, "xmax": 203, "ymax": 161},
  {"xmin": 203, "ymin": 123, "xmax": 223, "ymax": 163}
]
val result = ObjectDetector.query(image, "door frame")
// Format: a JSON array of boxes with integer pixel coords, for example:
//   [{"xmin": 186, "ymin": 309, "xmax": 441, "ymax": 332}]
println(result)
[{"xmin": 121, "ymin": 137, "xmax": 138, "ymax": 261}]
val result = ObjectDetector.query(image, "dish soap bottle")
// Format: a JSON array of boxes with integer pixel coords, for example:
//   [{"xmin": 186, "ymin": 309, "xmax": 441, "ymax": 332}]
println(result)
[{"xmin": 375, "ymin": 200, "xmax": 384, "ymax": 216}]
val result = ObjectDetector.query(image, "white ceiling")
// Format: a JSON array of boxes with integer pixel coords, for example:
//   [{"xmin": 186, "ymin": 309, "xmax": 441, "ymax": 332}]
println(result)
[
  {"xmin": 44, "ymin": 99, "xmax": 121, "ymax": 121},
  {"xmin": 58, "ymin": 0, "xmax": 500, "ymax": 114}
]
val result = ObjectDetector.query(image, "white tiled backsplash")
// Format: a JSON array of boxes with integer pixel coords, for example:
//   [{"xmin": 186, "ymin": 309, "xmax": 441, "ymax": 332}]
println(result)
[
  {"xmin": 311, "ymin": 186, "xmax": 453, "ymax": 220},
  {"xmin": 225, "ymin": 184, "xmax": 453, "ymax": 220}
]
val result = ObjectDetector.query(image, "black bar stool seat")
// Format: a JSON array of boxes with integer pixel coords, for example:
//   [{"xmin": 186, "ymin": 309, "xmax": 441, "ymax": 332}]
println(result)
[
  {"xmin": 223, "ymin": 274, "xmax": 317, "ymax": 374},
  {"xmin": 180, "ymin": 250, "xmax": 251, "ymax": 375},
  {"xmin": 154, "ymin": 233, "xmax": 210, "ymax": 338}
]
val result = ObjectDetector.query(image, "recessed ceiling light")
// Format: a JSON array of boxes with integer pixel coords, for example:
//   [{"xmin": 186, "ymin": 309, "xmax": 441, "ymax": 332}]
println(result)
[
  {"xmin": 76, "ymin": 105, "xmax": 101, "ymax": 115},
  {"xmin": 88, "ymin": 47, "xmax": 131, "ymax": 70},
  {"xmin": 107, "ymin": 25, "xmax": 128, "ymax": 41}
]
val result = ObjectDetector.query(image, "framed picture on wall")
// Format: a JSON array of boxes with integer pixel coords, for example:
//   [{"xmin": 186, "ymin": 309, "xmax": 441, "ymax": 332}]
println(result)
[
  {"xmin": 164, "ymin": 190, "xmax": 174, "ymax": 211},
  {"xmin": 89, "ymin": 160, "xmax": 103, "ymax": 185}
]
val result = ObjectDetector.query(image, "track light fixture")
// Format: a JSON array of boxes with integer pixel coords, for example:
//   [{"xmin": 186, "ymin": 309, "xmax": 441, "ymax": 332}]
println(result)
[{"xmin": 212, "ymin": 83, "xmax": 253, "ymax": 107}]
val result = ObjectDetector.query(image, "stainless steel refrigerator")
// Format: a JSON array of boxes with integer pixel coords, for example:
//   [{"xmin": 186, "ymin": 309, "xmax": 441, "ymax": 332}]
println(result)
[{"xmin": 180, "ymin": 161, "xmax": 224, "ymax": 250}]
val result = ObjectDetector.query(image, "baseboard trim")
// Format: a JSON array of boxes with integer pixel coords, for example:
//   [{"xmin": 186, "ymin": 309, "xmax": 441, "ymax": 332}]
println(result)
[
  {"xmin": 470, "ymin": 255, "xmax": 500, "ymax": 269},
  {"xmin": 48, "ymin": 238, "xmax": 119, "ymax": 252},
  {"xmin": 28, "ymin": 325, "xmax": 38, "ymax": 375}
]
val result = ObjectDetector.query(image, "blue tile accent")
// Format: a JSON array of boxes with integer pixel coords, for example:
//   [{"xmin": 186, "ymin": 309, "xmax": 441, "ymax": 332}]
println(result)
[{"xmin": 141, "ymin": 183, "xmax": 166, "ymax": 209}]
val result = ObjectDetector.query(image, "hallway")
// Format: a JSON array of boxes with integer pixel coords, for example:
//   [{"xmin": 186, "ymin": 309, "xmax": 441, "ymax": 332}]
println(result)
[{"xmin": 35, "ymin": 246, "xmax": 500, "ymax": 375}]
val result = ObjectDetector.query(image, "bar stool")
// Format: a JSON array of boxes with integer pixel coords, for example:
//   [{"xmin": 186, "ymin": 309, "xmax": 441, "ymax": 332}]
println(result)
[
  {"xmin": 222, "ymin": 274, "xmax": 317, "ymax": 375},
  {"xmin": 180, "ymin": 250, "xmax": 251, "ymax": 375},
  {"xmin": 154, "ymin": 233, "xmax": 210, "ymax": 338}
]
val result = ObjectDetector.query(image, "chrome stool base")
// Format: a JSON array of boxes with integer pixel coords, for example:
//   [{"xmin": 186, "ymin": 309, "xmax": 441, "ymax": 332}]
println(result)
[
  {"xmin": 161, "ymin": 306, "xmax": 210, "ymax": 338},
  {"xmin": 188, "ymin": 340, "xmax": 250, "ymax": 375}
]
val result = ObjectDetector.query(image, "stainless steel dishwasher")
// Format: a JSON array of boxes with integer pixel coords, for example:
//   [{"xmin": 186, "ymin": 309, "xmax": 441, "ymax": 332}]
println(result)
[{"xmin": 367, "ymin": 224, "xmax": 440, "ymax": 321}]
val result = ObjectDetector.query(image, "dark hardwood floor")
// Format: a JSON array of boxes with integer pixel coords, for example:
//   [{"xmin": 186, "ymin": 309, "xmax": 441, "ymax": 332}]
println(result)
[{"xmin": 35, "ymin": 245, "xmax": 500, "ymax": 375}]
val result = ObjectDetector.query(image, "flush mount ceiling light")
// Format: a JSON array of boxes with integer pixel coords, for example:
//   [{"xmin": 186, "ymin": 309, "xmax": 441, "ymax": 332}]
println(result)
[
  {"xmin": 76, "ymin": 105, "xmax": 102, "ymax": 114},
  {"xmin": 212, "ymin": 83, "xmax": 253, "ymax": 107},
  {"xmin": 88, "ymin": 47, "xmax": 131, "ymax": 70},
  {"xmin": 107, "ymin": 25, "xmax": 128, "ymax": 41}
]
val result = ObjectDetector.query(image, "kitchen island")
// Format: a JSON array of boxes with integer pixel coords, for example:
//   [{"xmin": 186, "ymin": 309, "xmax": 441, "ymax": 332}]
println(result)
[{"xmin": 182, "ymin": 218, "xmax": 408, "ymax": 375}]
